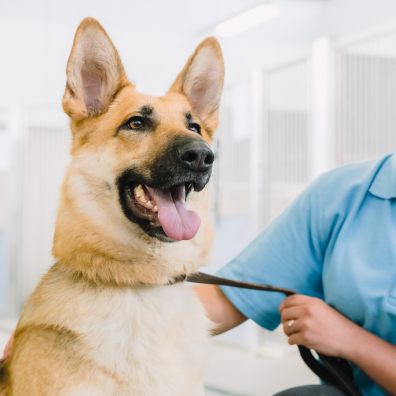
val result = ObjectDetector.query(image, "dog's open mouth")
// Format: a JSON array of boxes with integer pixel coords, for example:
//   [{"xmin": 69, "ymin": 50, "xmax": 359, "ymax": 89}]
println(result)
[{"xmin": 121, "ymin": 180, "xmax": 201, "ymax": 242}]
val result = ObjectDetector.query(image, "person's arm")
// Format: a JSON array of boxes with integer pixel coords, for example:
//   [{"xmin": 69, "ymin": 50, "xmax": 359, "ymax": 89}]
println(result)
[
  {"xmin": 280, "ymin": 295, "xmax": 396, "ymax": 394},
  {"xmin": 211, "ymin": 174, "xmax": 329, "ymax": 333},
  {"xmin": 193, "ymin": 284, "xmax": 247, "ymax": 335}
]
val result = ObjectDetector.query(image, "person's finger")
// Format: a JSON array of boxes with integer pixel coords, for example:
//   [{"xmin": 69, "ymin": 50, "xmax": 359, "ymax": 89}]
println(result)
[
  {"xmin": 280, "ymin": 306, "xmax": 305, "ymax": 321},
  {"xmin": 279, "ymin": 294, "xmax": 310, "ymax": 310},
  {"xmin": 287, "ymin": 332, "xmax": 305, "ymax": 346},
  {"xmin": 282, "ymin": 318, "xmax": 300, "ymax": 336}
]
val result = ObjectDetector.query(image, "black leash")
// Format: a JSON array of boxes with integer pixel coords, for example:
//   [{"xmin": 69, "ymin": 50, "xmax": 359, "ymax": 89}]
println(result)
[{"xmin": 185, "ymin": 272, "xmax": 362, "ymax": 396}]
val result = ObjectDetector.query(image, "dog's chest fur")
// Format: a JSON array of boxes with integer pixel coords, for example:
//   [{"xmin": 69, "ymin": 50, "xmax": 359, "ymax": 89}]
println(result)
[
  {"xmin": 86, "ymin": 284, "xmax": 208, "ymax": 395},
  {"xmin": 21, "ymin": 279, "xmax": 209, "ymax": 396}
]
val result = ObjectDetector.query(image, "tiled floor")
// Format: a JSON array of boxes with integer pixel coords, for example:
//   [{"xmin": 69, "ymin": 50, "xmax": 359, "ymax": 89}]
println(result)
[{"xmin": 0, "ymin": 318, "xmax": 317, "ymax": 395}]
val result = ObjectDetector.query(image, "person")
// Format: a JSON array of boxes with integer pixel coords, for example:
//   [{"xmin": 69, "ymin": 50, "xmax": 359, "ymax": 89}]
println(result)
[
  {"xmin": 194, "ymin": 153, "xmax": 396, "ymax": 395},
  {"xmin": 3, "ymin": 154, "xmax": 396, "ymax": 395}
]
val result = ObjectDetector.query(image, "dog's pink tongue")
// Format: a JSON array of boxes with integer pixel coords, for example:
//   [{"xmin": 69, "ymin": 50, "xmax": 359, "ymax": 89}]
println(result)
[{"xmin": 146, "ymin": 185, "xmax": 200, "ymax": 241}]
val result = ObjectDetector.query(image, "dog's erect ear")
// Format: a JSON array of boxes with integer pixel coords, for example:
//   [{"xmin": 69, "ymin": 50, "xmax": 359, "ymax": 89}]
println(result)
[
  {"xmin": 63, "ymin": 18, "xmax": 129, "ymax": 120},
  {"xmin": 169, "ymin": 37, "xmax": 225, "ymax": 133}
]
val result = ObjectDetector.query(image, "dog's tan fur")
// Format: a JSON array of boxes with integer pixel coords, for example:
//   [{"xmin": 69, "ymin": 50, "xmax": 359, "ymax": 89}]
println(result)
[{"xmin": 0, "ymin": 18, "xmax": 224, "ymax": 395}]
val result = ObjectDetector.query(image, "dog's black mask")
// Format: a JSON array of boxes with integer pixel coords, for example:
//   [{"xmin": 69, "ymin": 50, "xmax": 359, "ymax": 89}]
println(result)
[{"xmin": 117, "ymin": 136, "xmax": 214, "ymax": 242}]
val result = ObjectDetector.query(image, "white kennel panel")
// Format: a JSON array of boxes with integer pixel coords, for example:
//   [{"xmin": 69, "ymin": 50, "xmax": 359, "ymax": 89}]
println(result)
[
  {"xmin": 0, "ymin": 108, "xmax": 14, "ymax": 316},
  {"xmin": 335, "ymin": 31, "xmax": 396, "ymax": 164},
  {"xmin": 14, "ymin": 109, "xmax": 70, "ymax": 307},
  {"xmin": 264, "ymin": 59, "xmax": 311, "ymax": 225}
]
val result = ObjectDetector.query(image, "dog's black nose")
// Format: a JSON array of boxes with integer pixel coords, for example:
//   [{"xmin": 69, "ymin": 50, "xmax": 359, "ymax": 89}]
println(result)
[{"xmin": 178, "ymin": 141, "xmax": 214, "ymax": 172}]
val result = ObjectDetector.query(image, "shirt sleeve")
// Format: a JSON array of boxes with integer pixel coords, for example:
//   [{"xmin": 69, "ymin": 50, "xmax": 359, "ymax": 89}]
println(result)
[{"xmin": 217, "ymin": 176, "xmax": 329, "ymax": 330}]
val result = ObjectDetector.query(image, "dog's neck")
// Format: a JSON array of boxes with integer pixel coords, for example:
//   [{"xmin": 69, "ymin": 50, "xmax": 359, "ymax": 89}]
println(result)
[{"xmin": 52, "ymin": 219, "xmax": 201, "ymax": 287}]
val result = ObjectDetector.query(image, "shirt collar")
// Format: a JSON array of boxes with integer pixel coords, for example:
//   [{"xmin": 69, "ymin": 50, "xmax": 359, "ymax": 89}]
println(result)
[{"xmin": 369, "ymin": 154, "xmax": 396, "ymax": 199}]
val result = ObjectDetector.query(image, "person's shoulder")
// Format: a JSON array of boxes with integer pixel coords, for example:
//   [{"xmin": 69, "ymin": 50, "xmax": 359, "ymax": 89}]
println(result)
[
  {"xmin": 311, "ymin": 154, "xmax": 392, "ymax": 197},
  {"xmin": 300, "ymin": 155, "xmax": 393, "ymax": 237}
]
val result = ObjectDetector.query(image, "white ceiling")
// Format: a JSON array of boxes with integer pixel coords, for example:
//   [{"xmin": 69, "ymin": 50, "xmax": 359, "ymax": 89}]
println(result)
[
  {"xmin": 0, "ymin": 0, "xmax": 262, "ymax": 38},
  {"xmin": 2, "ymin": 0, "xmax": 396, "ymax": 106},
  {"xmin": 2, "ymin": 0, "xmax": 396, "ymax": 41}
]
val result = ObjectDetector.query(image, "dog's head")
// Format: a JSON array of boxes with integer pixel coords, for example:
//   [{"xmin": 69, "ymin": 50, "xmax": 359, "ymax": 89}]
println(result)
[{"xmin": 61, "ymin": 18, "xmax": 224, "ymax": 246}]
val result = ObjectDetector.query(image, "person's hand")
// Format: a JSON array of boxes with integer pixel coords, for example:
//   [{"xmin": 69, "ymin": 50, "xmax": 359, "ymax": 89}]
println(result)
[
  {"xmin": 279, "ymin": 295, "xmax": 361, "ymax": 359},
  {"xmin": 2, "ymin": 333, "xmax": 14, "ymax": 360}
]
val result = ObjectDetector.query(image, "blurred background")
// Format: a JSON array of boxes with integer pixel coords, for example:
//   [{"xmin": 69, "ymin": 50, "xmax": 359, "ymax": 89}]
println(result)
[{"xmin": 2, "ymin": 0, "xmax": 396, "ymax": 394}]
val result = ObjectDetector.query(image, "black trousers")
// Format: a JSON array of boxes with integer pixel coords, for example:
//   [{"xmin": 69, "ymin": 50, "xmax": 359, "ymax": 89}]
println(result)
[{"xmin": 274, "ymin": 385, "xmax": 345, "ymax": 395}]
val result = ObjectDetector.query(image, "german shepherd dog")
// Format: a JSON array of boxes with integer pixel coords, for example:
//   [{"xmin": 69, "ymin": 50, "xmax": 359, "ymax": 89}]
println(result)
[{"xmin": 0, "ymin": 18, "xmax": 224, "ymax": 395}]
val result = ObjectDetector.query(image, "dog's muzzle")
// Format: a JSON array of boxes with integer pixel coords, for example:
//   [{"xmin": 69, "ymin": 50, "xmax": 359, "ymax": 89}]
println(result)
[
  {"xmin": 150, "ymin": 136, "xmax": 214, "ymax": 191},
  {"xmin": 117, "ymin": 136, "xmax": 214, "ymax": 242}
]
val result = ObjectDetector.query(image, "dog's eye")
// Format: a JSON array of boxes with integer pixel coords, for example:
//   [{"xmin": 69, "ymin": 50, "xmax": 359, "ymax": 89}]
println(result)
[
  {"xmin": 127, "ymin": 116, "xmax": 145, "ymax": 130},
  {"xmin": 188, "ymin": 122, "xmax": 201, "ymax": 134}
]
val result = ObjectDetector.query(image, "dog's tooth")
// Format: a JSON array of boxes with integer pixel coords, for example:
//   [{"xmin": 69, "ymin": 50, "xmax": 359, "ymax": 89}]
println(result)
[
  {"xmin": 134, "ymin": 184, "xmax": 156, "ymax": 210},
  {"xmin": 134, "ymin": 185, "xmax": 142, "ymax": 196},
  {"xmin": 135, "ymin": 185, "xmax": 147, "ymax": 203}
]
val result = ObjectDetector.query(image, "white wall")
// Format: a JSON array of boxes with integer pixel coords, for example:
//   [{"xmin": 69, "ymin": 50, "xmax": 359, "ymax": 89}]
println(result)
[
  {"xmin": 3, "ymin": 0, "xmax": 396, "ymax": 338},
  {"xmin": 4, "ymin": 0, "xmax": 396, "ymax": 110}
]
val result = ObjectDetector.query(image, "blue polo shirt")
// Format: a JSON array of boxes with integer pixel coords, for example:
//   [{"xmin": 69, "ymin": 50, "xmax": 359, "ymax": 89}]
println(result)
[{"xmin": 218, "ymin": 153, "xmax": 396, "ymax": 396}]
